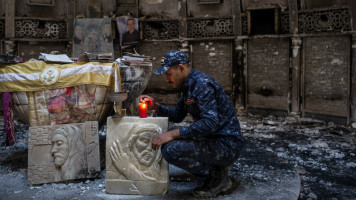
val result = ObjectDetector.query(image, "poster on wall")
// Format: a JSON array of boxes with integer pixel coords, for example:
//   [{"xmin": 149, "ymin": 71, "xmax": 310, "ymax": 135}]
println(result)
[
  {"xmin": 116, "ymin": 16, "xmax": 139, "ymax": 47},
  {"xmin": 73, "ymin": 18, "xmax": 113, "ymax": 58}
]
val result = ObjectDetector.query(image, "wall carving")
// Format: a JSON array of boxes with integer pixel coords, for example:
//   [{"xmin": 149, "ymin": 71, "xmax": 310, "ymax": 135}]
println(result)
[
  {"xmin": 28, "ymin": 121, "xmax": 100, "ymax": 184},
  {"xmin": 280, "ymin": 12, "xmax": 289, "ymax": 34},
  {"xmin": 241, "ymin": 15, "xmax": 248, "ymax": 35},
  {"xmin": 298, "ymin": 8, "xmax": 351, "ymax": 33},
  {"xmin": 15, "ymin": 19, "xmax": 66, "ymax": 39},
  {"xmin": 187, "ymin": 18, "xmax": 233, "ymax": 38},
  {"xmin": 142, "ymin": 20, "xmax": 179, "ymax": 40},
  {"xmin": 106, "ymin": 117, "xmax": 169, "ymax": 195}
]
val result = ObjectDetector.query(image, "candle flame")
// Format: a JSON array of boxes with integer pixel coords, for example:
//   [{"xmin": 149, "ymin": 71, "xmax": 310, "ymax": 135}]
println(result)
[{"xmin": 140, "ymin": 102, "xmax": 147, "ymax": 109}]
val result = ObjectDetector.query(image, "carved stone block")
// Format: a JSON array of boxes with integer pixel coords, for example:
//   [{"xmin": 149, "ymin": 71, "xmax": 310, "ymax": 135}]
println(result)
[
  {"xmin": 106, "ymin": 116, "xmax": 169, "ymax": 195},
  {"xmin": 28, "ymin": 121, "xmax": 100, "ymax": 184}
]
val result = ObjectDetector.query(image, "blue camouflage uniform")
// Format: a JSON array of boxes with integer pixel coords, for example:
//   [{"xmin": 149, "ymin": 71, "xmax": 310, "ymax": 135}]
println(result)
[{"xmin": 157, "ymin": 68, "xmax": 244, "ymax": 177}]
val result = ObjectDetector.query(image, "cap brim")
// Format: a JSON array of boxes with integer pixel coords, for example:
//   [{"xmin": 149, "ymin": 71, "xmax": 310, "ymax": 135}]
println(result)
[{"xmin": 154, "ymin": 65, "xmax": 170, "ymax": 75}]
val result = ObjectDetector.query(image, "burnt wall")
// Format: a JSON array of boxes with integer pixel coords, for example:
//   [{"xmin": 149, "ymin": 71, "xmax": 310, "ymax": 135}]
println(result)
[
  {"xmin": 141, "ymin": 40, "xmax": 234, "ymax": 105},
  {"xmin": 1, "ymin": 0, "xmax": 355, "ymax": 123},
  {"xmin": 18, "ymin": 41, "xmax": 67, "ymax": 60},
  {"xmin": 303, "ymin": 36, "xmax": 350, "ymax": 117},
  {"xmin": 304, "ymin": 0, "xmax": 348, "ymax": 10},
  {"xmin": 243, "ymin": 0, "xmax": 288, "ymax": 10},
  {"xmin": 138, "ymin": 41, "xmax": 180, "ymax": 106},
  {"xmin": 247, "ymin": 38, "xmax": 289, "ymax": 111},
  {"xmin": 139, "ymin": 41, "xmax": 179, "ymax": 92},
  {"xmin": 192, "ymin": 40, "xmax": 233, "ymax": 94},
  {"xmin": 187, "ymin": 1, "xmax": 233, "ymax": 18},
  {"xmin": 139, "ymin": 0, "xmax": 180, "ymax": 18},
  {"xmin": 0, "ymin": 1, "xmax": 4, "ymax": 17},
  {"xmin": 15, "ymin": 0, "xmax": 67, "ymax": 18}
]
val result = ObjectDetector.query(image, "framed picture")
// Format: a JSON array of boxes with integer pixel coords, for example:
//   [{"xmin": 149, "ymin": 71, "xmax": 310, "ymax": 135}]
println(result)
[
  {"xmin": 73, "ymin": 18, "xmax": 114, "ymax": 58},
  {"xmin": 117, "ymin": 16, "xmax": 139, "ymax": 46}
]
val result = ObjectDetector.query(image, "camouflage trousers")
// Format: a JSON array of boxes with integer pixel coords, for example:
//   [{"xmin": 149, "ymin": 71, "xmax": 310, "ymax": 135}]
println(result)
[{"xmin": 161, "ymin": 136, "xmax": 243, "ymax": 177}]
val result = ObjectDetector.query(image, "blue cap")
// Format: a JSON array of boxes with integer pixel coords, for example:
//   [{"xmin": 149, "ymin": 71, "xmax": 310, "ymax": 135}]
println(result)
[{"xmin": 154, "ymin": 50, "xmax": 188, "ymax": 75}]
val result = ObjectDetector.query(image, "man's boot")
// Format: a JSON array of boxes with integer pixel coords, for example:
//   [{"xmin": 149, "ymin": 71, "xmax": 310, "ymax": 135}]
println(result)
[{"xmin": 192, "ymin": 168, "xmax": 232, "ymax": 198}]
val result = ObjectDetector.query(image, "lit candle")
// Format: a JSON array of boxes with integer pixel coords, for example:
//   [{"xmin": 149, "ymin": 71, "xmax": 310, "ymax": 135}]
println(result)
[{"xmin": 139, "ymin": 102, "xmax": 147, "ymax": 118}]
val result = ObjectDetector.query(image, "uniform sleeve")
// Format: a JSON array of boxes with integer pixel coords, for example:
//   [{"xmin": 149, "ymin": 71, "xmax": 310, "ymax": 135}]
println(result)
[
  {"xmin": 179, "ymin": 83, "xmax": 220, "ymax": 138},
  {"xmin": 157, "ymin": 97, "xmax": 187, "ymax": 123}
]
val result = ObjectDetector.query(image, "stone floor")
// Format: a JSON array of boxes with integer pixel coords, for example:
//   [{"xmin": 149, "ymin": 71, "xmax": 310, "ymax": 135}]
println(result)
[{"xmin": 0, "ymin": 113, "xmax": 355, "ymax": 199}]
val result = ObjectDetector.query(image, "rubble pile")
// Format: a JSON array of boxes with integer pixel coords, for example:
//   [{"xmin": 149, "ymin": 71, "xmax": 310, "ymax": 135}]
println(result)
[{"xmin": 236, "ymin": 113, "xmax": 356, "ymax": 200}]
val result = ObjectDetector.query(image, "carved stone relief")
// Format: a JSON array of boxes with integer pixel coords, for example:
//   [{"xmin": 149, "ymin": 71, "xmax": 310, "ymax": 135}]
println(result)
[
  {"xmin": 298, "ymin": 8, "xmax": 351, "ymax": 33},
  {"xmin": 187, "ymin": 18, "xmax": 234, "ymax": 38},
  {"xmin": 142, "ymin": 20, "xmax": 179, "ymax": 40},
  {"xmin": 15, "ymin": 19, "xmax": 66, "ymax": 39},
  {"xmin": 106, "ymin": 116, "xmax": 169, "ymax": 195},
  {"xmin": 28, "ymin": 121, "xmax": 100, "ymax": 184}
]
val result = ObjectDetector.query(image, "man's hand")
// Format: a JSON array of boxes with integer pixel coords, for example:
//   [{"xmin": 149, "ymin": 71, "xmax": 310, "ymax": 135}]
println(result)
[
  {"xmin": 140, "ymin": 95, "xmax": 160, "ymax": 110},
  {"xmin": 152, "ymin": 129, "xmax": 181, "ymax": 151}
]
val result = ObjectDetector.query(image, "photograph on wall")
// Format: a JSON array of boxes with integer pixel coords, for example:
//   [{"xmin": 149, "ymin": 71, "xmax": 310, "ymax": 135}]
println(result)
[
  {"xmin": 73, "ymin": 18, "xmax": 113, "ymax": 58},
  {"xmin": 116, "ymin": 16, "xmax": 139, "ymax": 46}
]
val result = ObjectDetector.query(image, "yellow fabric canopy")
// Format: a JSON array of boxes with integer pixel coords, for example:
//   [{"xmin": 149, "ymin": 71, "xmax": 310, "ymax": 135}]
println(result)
[{"xmin": 0, "ymin": 61, "xmax": 121, "ymax": 92}]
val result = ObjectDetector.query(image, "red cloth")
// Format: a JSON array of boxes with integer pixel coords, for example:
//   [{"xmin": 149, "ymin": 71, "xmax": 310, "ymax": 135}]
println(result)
[
  {"xmin": 66, "ymin": 87, "xmax": 72, "ymax": 96},
  {"xmin": 3, "ymin": 92, "xmax": 17, "ymax": 146}
]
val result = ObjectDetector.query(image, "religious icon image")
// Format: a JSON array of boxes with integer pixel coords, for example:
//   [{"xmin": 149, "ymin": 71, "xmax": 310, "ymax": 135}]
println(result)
[
  {"xmin": 51, "ymin": 124, "xmax": 86, "ymax": 181},
  {"xmin": 73, "ymin": 18, "xmax": 114, "ymax": 58},
  {"xmin": 109, "ymin": 124, "xmax": 164, "ymax": 181},
  {"xmin": 117, "ymin": 16, "xmax": 139, "ymax": 46},
  {"xmin": 27, "ymin": 122, "xmax": 100, "ymax": 184},
  {"xmin": 105, "ymin": 117, "xmax": 169, "ymax": 195}
]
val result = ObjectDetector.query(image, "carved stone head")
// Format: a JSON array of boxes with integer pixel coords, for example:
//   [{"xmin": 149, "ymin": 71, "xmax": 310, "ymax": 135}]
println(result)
[
  {"xmin": 50, "ymin": 125, "xmax": 84, "ymax": 170},
  {"xmin": 128, "ymin": 124, "xmax": 162, "ymax": 167}
]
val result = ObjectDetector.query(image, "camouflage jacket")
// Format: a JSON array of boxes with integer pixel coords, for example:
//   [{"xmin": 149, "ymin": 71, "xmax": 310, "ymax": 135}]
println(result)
[{"xmin": 157, "ymin": 69, "xmax": 242, "ymax": 141}]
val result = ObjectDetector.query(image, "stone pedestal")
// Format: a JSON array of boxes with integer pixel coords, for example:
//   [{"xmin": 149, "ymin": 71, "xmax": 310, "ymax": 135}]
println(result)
[
  {"xmin": 106, "ymin": 116, "xmax": 169, "ymax": 195},
  {"xmin": 28, "ymin": 121, "xmax": 100, "ymax": 184}
]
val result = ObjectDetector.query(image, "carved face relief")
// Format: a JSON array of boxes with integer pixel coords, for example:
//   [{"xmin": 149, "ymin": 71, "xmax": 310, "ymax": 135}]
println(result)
[
  {"xmin": 105, "ymin": 117, "xmax": 169, "ymax": 195},
  {"xmin": 28, "ymin": 122, "xmax": 100, "ymax": 185},
  {"xmin": 51, "ymin": 132, "xmax": 69, "ymax": 167},
  {"xmin": 132, "ymin": 131, "xmax": 157, "ymax": 166}
]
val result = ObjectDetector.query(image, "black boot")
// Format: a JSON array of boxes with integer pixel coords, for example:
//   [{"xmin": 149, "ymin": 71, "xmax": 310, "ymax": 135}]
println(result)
[{"xmin": 192, "ymin": 168, "xmax": 232, "ymax": 198}]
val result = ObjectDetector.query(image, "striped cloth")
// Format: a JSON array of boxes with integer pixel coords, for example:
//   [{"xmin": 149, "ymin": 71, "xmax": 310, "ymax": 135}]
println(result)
[{"xmin": 0, "ymin": 61, "xmax": 121, "ymax": 92}]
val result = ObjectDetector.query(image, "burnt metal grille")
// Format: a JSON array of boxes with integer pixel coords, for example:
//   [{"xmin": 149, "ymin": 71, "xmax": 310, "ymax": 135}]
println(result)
[
  {"xmin": 187, "ymin": 18, "xmax": 233, "ymax": 38},
  {"xmin": 241, "ymin": 15, "xmax": 248, "ymax": 35},
  {"xmin": 15, "ymin": 19, "xmax": 67, "ymax": 39},
  {"xmin": 299, "ymin": 8, "xmax": 351, "ymax": 33},
  {"xmin": 0, "ymin": 19, "xmax": 5, "ymax": 38},
  {"xmin": 280, "ymin": 12, "xmax": 289, "ymax": 34},
  {"xmin": 142, "ymin": 20, "xmax": 179, "ymax": 40}
]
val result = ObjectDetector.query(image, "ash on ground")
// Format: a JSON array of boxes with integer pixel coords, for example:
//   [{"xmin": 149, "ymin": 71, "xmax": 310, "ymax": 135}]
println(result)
[{"xmin": 0, "ymin": 113, "xmax": 355, "ymax": 200}]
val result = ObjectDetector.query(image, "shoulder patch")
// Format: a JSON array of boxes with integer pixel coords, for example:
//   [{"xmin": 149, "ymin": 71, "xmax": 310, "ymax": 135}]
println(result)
[{"xmin": 185, "ymin": 98, "xmax": 195, "ymax": 104}]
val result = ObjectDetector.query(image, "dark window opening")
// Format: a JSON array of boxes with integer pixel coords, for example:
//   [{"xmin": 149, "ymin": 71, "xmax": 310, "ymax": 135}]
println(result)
[{"xmin": 250, "ymin": 9, "xmax": 276, "ymax": 35}]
